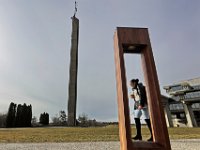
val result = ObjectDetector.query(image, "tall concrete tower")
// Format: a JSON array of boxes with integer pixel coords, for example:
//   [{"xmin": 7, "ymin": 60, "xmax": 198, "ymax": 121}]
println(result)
[{"xmin": 68, "ymin": 3, "xmax": 79, "ymax": 126}]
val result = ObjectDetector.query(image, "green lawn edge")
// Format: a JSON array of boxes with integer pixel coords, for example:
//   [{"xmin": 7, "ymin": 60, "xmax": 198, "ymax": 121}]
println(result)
[{"xmin": 0, "ymin": 125, "xmax": 199, "ymax": 143}]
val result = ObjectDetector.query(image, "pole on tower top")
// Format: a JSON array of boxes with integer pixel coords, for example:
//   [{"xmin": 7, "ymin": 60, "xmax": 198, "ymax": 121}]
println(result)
[{"xmin": 73, "ymin": 1, "xmax": 78, "ymax": 17}]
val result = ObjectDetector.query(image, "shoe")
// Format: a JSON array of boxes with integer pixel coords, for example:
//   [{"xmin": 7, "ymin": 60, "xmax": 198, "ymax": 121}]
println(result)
[
  {"xmin": 147, "ymin": 136, "xmax": 153, "ymax": 141},
  {"xmin": 132, "ymin": 135, "xmax": 142, "ymax": 141},
  {"xmin": 134, "ymin": 118, "xmax": 142, "ymax": 141}
]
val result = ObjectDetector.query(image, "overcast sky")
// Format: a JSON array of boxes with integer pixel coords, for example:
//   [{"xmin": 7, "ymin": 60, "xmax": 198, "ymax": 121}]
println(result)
[{"xmin": 0, "ymin": 0, "xmax": 199, "ymax": 122}]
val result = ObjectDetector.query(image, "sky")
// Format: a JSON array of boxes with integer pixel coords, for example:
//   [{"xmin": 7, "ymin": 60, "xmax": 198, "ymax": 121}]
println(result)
[{"xmin": 0, "ymin": 0, "xmax": 199, "ymax": 122}]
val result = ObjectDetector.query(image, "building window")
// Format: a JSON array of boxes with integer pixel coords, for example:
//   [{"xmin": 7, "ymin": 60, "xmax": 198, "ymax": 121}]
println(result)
[
  {"xmin": 170, "ymin": 103, "xmax": 183, "ymax": 110},
  {"xmin": 192, "ymin": 103, "xmax": 200, "ymax": 109}
]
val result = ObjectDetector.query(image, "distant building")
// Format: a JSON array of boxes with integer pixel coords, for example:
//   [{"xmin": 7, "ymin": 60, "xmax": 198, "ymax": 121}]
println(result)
[{"xmin": 163, "ymin": 77, "xmax": 200, "ymax": 127}]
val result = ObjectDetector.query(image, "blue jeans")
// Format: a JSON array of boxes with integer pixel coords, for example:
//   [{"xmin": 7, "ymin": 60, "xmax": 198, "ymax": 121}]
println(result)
[{"xmin": 133, "ymin": 107, "xmax": 150, "ymax": 119}]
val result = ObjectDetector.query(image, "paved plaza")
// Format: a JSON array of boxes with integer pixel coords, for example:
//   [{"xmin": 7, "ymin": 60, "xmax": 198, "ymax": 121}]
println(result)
[{"xmin": 0, "ymin": 139, "xmax": 199, "ymax": 150}]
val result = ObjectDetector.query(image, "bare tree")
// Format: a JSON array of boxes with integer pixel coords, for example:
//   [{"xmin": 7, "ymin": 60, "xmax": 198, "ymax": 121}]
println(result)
[
  {"xmin": 59, "ymin": 110, "xmax": 67, "ymax": 125},
  {"xmin": 31, "ymin": 116, "xmax": 37, "ymax": 126},
  {"xmin": 0, "ymin": 113, "xmax": 7, "ymax": 127},
  {"xmin": 78, "ymin": 113, "xmax": 89, "ymax": 127},
  {"xmin": 51, "ymin": 114, "xmax": 60, "ymax": 126}
]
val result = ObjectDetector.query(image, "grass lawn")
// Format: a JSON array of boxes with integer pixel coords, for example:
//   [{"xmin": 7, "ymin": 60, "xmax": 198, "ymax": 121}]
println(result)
[{"xmin": 0, "ymin": 125, "xmax": 199, "ymax": 143}]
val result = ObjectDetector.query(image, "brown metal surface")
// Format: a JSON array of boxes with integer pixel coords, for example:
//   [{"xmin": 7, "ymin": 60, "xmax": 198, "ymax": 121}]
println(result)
[{"xmin": 114, "ymin": 27, "xmax": 171, "ymax": 150}]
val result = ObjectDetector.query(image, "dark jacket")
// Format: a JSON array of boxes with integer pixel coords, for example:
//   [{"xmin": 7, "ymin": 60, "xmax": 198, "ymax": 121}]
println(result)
[{"xmin": 133, "ymin": 83, "xmax": 147, "ymax": 109}]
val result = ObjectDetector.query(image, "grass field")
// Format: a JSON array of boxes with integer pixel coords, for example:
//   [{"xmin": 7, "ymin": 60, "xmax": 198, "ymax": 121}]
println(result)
[{"xmin": 0, "ymin": 125, "xmax": 200, "ymax": 143}]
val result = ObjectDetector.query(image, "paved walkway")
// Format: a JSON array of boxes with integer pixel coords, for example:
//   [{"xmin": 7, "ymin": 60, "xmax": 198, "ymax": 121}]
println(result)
[{"xmin": 0, "ymin": 139, "xmax": 199, "ymax": 150}]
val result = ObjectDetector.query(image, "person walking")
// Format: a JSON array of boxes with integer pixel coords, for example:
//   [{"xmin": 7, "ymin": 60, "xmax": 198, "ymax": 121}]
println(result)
[{"xmin": 130, "ymin": 79, "xmax": 153, "ymax": 141}]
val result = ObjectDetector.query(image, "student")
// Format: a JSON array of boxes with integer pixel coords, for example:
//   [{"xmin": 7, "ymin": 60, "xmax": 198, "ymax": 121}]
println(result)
[{"xmin": 130, "ymin": 79, "xmax": 153, "ymax": 141}]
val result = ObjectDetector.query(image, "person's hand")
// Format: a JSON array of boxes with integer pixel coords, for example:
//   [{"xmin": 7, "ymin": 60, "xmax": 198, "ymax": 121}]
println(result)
[
  {"xmin": 138, "ymin": 105, "xmax": 143, "ymax": 109},
  {"xmin": 130, "ymin": 94, "xmax": 135, "ymax": 99}
]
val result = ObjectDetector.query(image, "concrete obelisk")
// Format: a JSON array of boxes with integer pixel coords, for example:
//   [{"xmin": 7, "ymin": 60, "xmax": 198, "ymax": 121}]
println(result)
[{"xmin": 67, "ymin": 4, "xmax": 79, "ymax": 126}]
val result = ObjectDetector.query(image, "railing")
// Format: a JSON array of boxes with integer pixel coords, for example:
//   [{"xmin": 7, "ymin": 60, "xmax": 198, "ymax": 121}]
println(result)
[
  {"xmin": 166, "ymin": 84, "xmax": 200, "ymax": 96},
  {"xmin": 193, "ymin": 85, "xmax": 200, "ymax": 90},
  {"xmin": 166, "ymin": 85, "xmax": 192, "ymax": 95}
]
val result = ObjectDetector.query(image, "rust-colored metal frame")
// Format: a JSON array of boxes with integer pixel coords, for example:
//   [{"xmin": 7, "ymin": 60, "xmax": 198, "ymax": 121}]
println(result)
[{"xmin": 114, "ymin": 27, "xmax": 171, "ymax": 150}]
